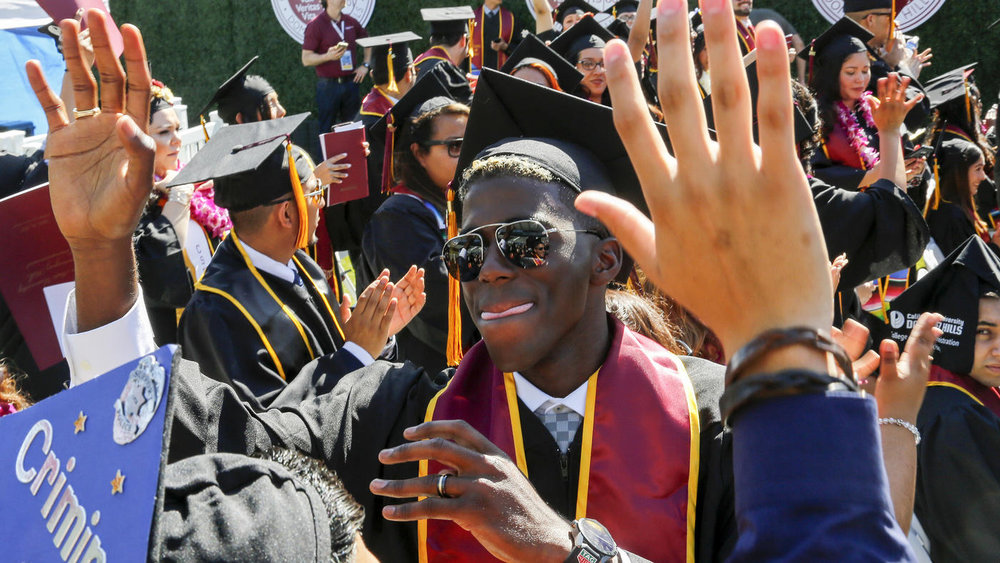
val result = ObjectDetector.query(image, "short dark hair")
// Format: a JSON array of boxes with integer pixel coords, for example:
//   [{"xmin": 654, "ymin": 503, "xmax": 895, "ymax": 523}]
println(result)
[
  {"xmin": 230, "ymin": 204, "xmax": 274, "ymax": 234},
  {"xmin": 458, "ymin": 154, "xmax": 610, "ymax": 238},
  {"xmin": 430, "ymin": 33, "xmax": 465, "ymax": 47}
]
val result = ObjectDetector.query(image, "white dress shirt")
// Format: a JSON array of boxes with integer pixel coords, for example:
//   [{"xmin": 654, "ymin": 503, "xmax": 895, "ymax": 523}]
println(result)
[{"xmin": 512, "ymin": 371, "xmax": 588, "ymax": 416}]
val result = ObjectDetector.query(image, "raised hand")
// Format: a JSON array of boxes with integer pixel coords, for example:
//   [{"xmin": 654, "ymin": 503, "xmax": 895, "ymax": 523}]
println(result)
[
  {"xmin": 27, "ymin": 10, "xmax": 153, "ymax": 250},
  {"xmin": 869, "ymin": 73, "xmax": 924, "ymax": 134},
  {"xmin": 575, "ymin": 0, "xmax": 831, "ymax": 366},
  {"xmin": 25, "ymin": 9, "xmax": 153, "ymax": 331},
  {"xmin": 387, "ymin": 265, "xmax": 427, "ymax": 337},
  {"xmin": 370, "ymin": 420, "xmax": 573, "ymax": 562}
]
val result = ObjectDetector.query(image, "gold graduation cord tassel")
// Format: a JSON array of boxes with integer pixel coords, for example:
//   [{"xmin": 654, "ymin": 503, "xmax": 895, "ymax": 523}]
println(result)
[
  {"xmin": 468, "ymin": 19, "xmax": 475, "ymax": 64},
  {"xmin": 387, "ymin": 46, "xmax": 398, "ymax": 92},
  {"xmin": 877, "ymin": 276, "xmax": 890, "ymax": 325},
  {"xmin": 807, "ymin": 42, "xmax": 816, "ymax": 85},
  {"xmin": 889, "ymin": 0, "xmax": 897, "ymax": 45},
  {"xmin": 381, "ymin": 118, "xmax": 396, "ymax": 194},
  {"xmin": 286, "ymin": 141, "xmax": 310, "ymax": 249},
  {"xmin": 923, "ymin": 159, "xmax": 941, "ymax": 217},
  {"xmin": 446, "ymin": 186, "xmax": 463, "ymax": 367},
  {"xmin": 200, "ymin": 114, "xmax": 210, "ymax": 142},
  {"xmin": 613, "ymin": 7, "xmax": 617, "ymax": 18},
  {"xmin": 965, "ymin": 81, "xmax": 973, "ymax": 125}
]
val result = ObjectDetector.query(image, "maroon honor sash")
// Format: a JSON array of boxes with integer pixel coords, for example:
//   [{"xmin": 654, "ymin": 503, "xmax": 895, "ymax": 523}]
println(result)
[
  {"xmin": 736, "ymin": 19, "xmax": 756, "ymax": 53},
  {"xmin": 471, "ymin": 6, "xmax": 514, "ymax": 70},
  {"xmin": 415, "ymin": 46, "xmax": 454, "ymax": 69},
  {"xmin": 418, "ymin": 319, "xmax": 699, "ymax": 562},
  {"xmin": 359, "ymin": 86, "xmax": 396, "ymax": 119}
]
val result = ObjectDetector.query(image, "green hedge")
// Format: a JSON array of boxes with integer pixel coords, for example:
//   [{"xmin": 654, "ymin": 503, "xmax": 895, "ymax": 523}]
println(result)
[{"xmin": 111, "ymin": 1, "xmax": 997, "ymax": 130}]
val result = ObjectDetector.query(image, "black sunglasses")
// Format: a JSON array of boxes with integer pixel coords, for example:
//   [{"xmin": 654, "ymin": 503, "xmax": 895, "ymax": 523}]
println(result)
[
  {"xmin": 423, "ymin": 137, "xmax": 464, "ymax": 158},
  {"xmin": 441, "ymin": 220, "xmax": 603, "ymax": 281}
]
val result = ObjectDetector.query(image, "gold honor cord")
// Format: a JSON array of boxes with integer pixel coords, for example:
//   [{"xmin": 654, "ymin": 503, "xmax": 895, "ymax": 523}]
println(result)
[
  {"xmin": 927, "ymin": 381, "xmax": 985, "ymax": 406},
  {"xmin": 291, "ymin": 254, "xmax": 346, "ymax": 341},
  {"xmin": 194, "ymin": 283, "xmax": 288, "ymax": 380},
  {"xmin": 674, "ymin": 354, "xmax": 702, "ymax": 563},
  {"xmin": 231, "ymin": 232, "xmax": 317, "ymax": 360}
]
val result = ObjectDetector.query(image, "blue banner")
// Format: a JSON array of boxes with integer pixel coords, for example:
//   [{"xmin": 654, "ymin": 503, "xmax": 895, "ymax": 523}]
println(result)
[{"xmin": 0, "ymin": 345, "xmax": 176, "ymax": 562}]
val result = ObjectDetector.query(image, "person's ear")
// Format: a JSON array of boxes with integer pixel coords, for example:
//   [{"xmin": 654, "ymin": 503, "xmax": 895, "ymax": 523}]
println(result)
[
  {"xmin": 277, "ymin": 200, "xmax": 296, "ymax": 230},
  {"xmin": 412, "ymin": 142, "xmax": 429, "ymax": 169},
  {"xmin": 591, "ymin": 236, "xmax": 622, "ymax": 286},
  {"xmin": 235, "ymin": 112, "xmax": 244, "ymax": 124}
]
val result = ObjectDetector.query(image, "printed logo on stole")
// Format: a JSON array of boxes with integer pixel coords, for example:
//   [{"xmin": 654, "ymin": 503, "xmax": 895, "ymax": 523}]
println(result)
[{"xmin": 112, "ymin": 355, "xmax": 165, "ymax": 445}]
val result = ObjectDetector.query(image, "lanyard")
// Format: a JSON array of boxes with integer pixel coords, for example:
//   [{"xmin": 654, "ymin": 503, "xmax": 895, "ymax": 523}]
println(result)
[{"xmin": 330, "ymin": 17, "xmax": 345, "ymax": 41}]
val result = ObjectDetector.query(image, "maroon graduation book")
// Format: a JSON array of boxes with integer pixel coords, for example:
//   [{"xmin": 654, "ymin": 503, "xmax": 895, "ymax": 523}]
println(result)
[
  {"xmin": 36, "ymin": 0, "xmax": 124, "ymax": 56},
  {"xmin": 0, "ymin": 184, "xmax": 74, "ymax": 369},
  {"xmin": 320, "ymin": 121, "xmax": 369, "ymax": 206}
]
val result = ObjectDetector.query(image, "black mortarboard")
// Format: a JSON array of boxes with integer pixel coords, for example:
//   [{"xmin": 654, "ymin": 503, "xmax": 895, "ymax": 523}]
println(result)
[
  {"xmin": 604, "ymin": 1, "xmax": 640, "ymax": 17},
  {"xmin": 198, "ymin": 57, "xmax": 276, "ymax": 126},
  {"xmin": 421, "ymin": 6, "xmax": 475, "ymax": 36},
  {"xmin": 799, "ymin": 17, "xmax": 875, "ymax": 84},
  {"xmin": 152, "ymin": 450, "xmax": 364, "ymax": 562},
  {"xmin": 369, "ymin": 64, "xmax": 473, "ymax": 191},
  {"xmin": 455, "ymin": 68, "xmax": 665, "ymax": 216},
  {"xmin": 357, "ymin": 32, "xmax": 421, "ymax": 87},
  {"xmin": 689, "ymin": 8, "xmax": 703, "ymax": 30},
  {"xmin": 549, "ymin": 14, "xmax": 616, "ymax": 65},
  {"xmin": 554, "ymin": 0, "xmax": 600, "ymax": 26},
  {"xmin": 924, "ymin": 63, "xmax": 978, "ymax": 109},
  {"xmin": 866, "ymin": 236, "xmax": 1000, "ymax": 374},
  {"xmin": 606, "ymin": 19, "xmax": 631, "ymax": 40},
  {"xmin": 843, "ymin": 0, "xmax": 909, "ymax": 13},
  {"xmin": 500, "ymin": 34, "xmax": 584, "ymax": 93},
  {"xmin": 703, "ymin": 60, "xmax": 815, "ymax": 145}
]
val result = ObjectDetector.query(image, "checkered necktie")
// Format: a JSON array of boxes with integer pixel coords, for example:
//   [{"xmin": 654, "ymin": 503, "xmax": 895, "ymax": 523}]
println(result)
[{"xmin": 534, "ymin": 402, "xmax": 582, "ymax": 453}]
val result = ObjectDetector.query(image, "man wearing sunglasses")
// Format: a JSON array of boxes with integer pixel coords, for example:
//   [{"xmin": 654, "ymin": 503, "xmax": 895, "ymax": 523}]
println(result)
[{"xmin": 163, "ymin": 115, "xmax": 426, "ymax": 409}]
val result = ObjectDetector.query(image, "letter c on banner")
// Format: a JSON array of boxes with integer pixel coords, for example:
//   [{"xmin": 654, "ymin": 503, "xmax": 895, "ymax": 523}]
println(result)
[{"xmin": 16, "ymin": 419, "xmax": 53, "ymax": 483}]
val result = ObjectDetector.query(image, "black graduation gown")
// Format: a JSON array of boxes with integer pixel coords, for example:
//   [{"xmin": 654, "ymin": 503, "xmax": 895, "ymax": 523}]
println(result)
[
  {"xmin": 915, "ymin": 385, "xmax": 1000, "ymax": 562},
  {"xmin": 165, "ymin": 352, "xmax": 735, "ymax": 562},
  {"xmin": 925, "ymin": 201, "xmax": 979, "ymax": 258},
  {"xmin": 177, "ymin": 236, "xmax": 360, "ymax": 409},
  {"xmin": 360, "ymin": 193, "xmax": 477, "ymax": 374},
  {"xmin": 134, "ymin": 205, "xmax": 198, "ymax": 346}
]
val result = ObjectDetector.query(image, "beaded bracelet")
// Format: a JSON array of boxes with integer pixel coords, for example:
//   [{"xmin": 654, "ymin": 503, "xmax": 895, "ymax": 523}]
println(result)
[{"xmin": 878, "ymin": 417, "xmax": 921, "ymax": 445}]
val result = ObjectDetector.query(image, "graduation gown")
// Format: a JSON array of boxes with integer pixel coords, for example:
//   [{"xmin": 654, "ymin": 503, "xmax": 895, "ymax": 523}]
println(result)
[
  {"xmin": 360, "ymin": 191, "xmax": 467, "ymax": 374},
  {"xmin": 177, "ymin": 233, "xmax": 359, "ymax": 409},
  {"xmin": 134, "ymin": 204, "xmax": 202, "ymax": 346},
  {"xmin": 414, "ymin": 46, "xmax": 460, "ymax": 81},
  {"xmin": 924, "ymin": 201, "xmax": 990, "ymax": 258},
  {"xmin": 164, "ymin": 316, "xmax": 736, "ymax": 562},
  {"xmin": 915, "ymin": 368, "xmax": 1000, "ymax": 562},
  {"xmin": 939, "ymin": 126, "xmax": 1000, "ymax": 222},
  {"xmin": 471, "ymin": 6, "xmax": 520, "ymax": 71}
]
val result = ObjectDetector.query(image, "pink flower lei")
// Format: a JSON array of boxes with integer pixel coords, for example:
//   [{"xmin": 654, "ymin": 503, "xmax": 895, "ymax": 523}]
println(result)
[{"xmin": 835, "ymin": 92, "xmax": 880, "ymax": 169}]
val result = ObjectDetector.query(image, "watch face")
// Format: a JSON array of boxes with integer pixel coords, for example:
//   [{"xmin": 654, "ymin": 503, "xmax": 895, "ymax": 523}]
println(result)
[{"xmin": 579, "ymin": 518, "xmax": 617, "ymax": 555}]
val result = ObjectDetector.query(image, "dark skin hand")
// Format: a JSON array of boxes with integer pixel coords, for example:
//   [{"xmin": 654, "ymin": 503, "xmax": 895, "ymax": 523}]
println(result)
[
  {"xmin": 26, "ymin": 10, "xmax": 153, "ymax": 332},
  {"xmin": 371, "ymin": 420, "xmax": 575, "ymax": 562}
]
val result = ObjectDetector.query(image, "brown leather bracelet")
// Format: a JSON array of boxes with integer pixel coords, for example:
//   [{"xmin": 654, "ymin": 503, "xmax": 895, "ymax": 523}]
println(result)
[{"xmin": 724, "ymin": 327, "xmax": 854, "ymax": 387}]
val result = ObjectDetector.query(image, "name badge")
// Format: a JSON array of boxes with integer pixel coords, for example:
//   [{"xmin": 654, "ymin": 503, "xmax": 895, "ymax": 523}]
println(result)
[{"xmin": 340, "ymin": 49, "xmax": 354, "ymax": 71}]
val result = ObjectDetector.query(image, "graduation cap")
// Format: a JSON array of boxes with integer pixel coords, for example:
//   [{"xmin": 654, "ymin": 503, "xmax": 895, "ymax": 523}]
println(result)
[
  {"xmin": 925, "ymin": 63, "xmax": 978, "ymax": 109},
  {"xmin": 606, "ymin": 0, "xmax": 639, "ymax": 15},
  {"xmin": 554, "ymin": 0, "xmax": 600, "ymax": 26},
  {"xmin": 549, "ymin": 14, "xmax": 616, "ymax": 64},
  {"xmin": 0, "ymin": 346, "xmax": 175, "ymax": 561},
  {"xmin": 500, "ymin": 33, "xmax": 584, "ymax": 93},
  {"xmin": 152, "ymin": 450, "xmax": 362, "ymax": 562},
  {"xmin": 421, "ymin": 6, "xmax": 475, "ymax": 36},
  {"xmin": 356, "ymin": 32, "xmax": 422, "ymax": 90},
  {"xmin": 799, "ymin": 17, "xmax": 875, "ymax": 85},
  {"xmin": 167, "ymin": 113, "xmax": 316, "ymax": 248},
  {"xmin": 606, "ymin": 18, "xmax": 632, "ymax": 40},
  {"xmin": 368, "ymin": 64, "xmax": 473, "ymax": 193},
  {"xmin": 702, "ymin": 60, "xmax": 815, "ymax": 145},
  {"xmin": 198, "ymin": 57, "xmax": 276, "ymax": 131},
  {"xmin": 866, "ymin": 236, "xmax": 1000, "ymax": 374}
]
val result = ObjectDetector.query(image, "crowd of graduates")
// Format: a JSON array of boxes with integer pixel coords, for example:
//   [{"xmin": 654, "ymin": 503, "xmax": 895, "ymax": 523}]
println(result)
[{"xmin": 3, "ymin": 0, "xmax": 1000, "ymax": 561}]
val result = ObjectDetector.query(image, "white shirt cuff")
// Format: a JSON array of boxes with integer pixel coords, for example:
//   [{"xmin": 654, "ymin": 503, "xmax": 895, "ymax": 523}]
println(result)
[
  {"xmin": 341, "ymin": 341, "xmax": 375, "ymax": 366},
  {"xmin": 63, "ymin": 289, "xmax": 157, "ymax": 387}
]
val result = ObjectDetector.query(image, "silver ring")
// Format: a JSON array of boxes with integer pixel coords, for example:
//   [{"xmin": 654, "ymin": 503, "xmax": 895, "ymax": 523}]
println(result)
[{"xmin": 436, "ymin": 474, "xmax": 451, "ymax": 498}]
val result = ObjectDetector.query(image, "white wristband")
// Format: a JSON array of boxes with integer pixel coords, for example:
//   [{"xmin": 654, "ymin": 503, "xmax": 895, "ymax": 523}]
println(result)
[{"xmin": 878, "ymin": 417, "xmax": 921, "ymax": 445}]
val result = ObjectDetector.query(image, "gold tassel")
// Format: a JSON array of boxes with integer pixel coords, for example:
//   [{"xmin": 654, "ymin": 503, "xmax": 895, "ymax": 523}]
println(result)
[
  {"xmin": 468, "ymin": 19, "xmax": 475, "ymax": 63},
  {"xmin": 286, "ymin": 141, "xmax": 310, "ymax": 249},
  {"xmin": 965, "ymin": 81, "xmax": 973, "ymax": 125},
  {"xmin": 446, "ymin": 186, "xmax": 463, "ymax": 367},
  {"xmin": 889, "ymin": 0, "xmax": 897, "ymax": 44},
  {"xmin": 200, "ymin": 114, "xmax": 210, "ymax": 142},
  {"xmin": 923, "ymin": 160, "xmax": 941, "ymax": 217},
  {"xmin": 387, "ymin": 46, "xmax": 398, "ymax": 91}
]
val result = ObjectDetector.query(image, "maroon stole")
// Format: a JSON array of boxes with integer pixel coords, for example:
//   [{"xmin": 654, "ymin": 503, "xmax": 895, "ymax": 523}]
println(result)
[
  {"xmin": 415, "ymin": 46, "xmax": 454, "ymax": 68},
  {"xmin": 417, "ymin": 319, "xmax": 699, "ymax": 562},
  {"xmin": 471, "ymin": 6, "xmax": 514, "ymax": 70},
  {"xmin": 944, "ymin": 124, "xmax": 975, "ymax": 143},
  {"xmin": 735, "ymin": 19, "xmax": 755, "ymax": 53},
  {"xmin": 359, "ymin": 86, "xmax": 396, "ymax": 119},
  {"xmin": 822, "ymin": 123, "xmax": 868, "ymax": 170},
  {"xmin": 929, "ymin": 366, "xmax": 1000, "ymax": 418}
]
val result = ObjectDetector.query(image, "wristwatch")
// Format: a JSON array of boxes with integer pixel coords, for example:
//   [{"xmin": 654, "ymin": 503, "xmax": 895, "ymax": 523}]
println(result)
[
  {"xmin": 361, "ymin": 61, "xmax": 370, "ymax": 69},
  {"xmin": 565, "ymin": 518, "xmax": 617, "ymax": 563}
]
